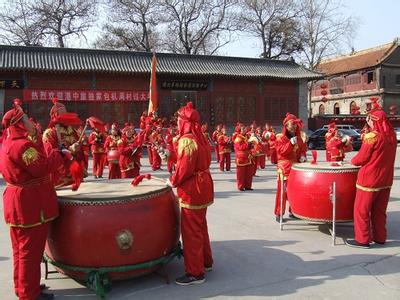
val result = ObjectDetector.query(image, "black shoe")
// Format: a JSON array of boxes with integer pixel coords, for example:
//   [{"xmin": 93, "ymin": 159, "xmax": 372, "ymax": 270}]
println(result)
[
  {"xmin": 98, "ymin": 176, "xmax": 103, "ymax": 178},
  {"xmin": 345, "ymin": 239, "xmax": 370, "ymax": 249},
  {"xmin": 239, "ymin": 188, "xmax": 245, "ymax": 191},
  {"xmin": 245, "ymin": 188, "xmax": 253, "ymax": 191},
  {"xmin": 36, "ymin": 292, "xmax": 54, "ymax": 300},
  {"xmin": 275, "ymin": 216, "xmax": 286, "ymax": 223},
  {"xmin": 205, "ymin": 266, "xmax": 213, "ymax": 272},
  {"xmin": 175, "ymin": 274, "xmax": 205, "ymax": 286},
  {"xmin": 374, "ymin": 240, "xmax": 385, "ymax": 246},
  {"xmin": 94, "ymin": 175, "xmax": 98, "ymax": 179},
  {"xmin": 40, "ymin": 284, "xmax": 48, "ymax": 290},
  {"xmin": 289, "ymin": 213, "xmax": 299, "ymax": 219}
]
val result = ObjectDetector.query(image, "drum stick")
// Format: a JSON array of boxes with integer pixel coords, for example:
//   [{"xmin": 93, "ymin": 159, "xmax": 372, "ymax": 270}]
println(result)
[{"xmin": 78, "ymin": 122, "xmax": 89, "ymax": 144}]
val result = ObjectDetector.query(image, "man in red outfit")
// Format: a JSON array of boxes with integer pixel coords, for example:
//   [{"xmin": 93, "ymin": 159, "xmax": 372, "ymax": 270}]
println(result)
[
  {"xmin": 104, "ymin": 123, "xmax": 121, "ymax": 179},
  {"xmin": 217, "ymin": 126, "xmax": 232, "ymax": 171},
  {"xmin": 118, "ymin": 125, "xmax": 142, "ymax": 178},
  {"xmin": 326, "ymin": 126, "xmax": 352, "ymax": 162},
  {"xmin": 167, "ymin": 102, "xmax": 214, "ymax": 286},
  {"xmin": 274, "ymin": 113, "xmax": 307, "ymax": 222},
  {"xmin": 212, "ymin": 124, "xmax": 222, "ymax": 162},
  {"xmin": 89, "ymin": 127, "xmax": 107, "ymax": 178},
  {"xmin": 0, "ymin": 101, "xmax": 70, "ymax": 300},
  {"xmin": 234, "ymin": 124, "xmax": 254, "ymax": 191},
  {"xmin": 346, "ymin": 104, "xmax": 397, "ymax": 248}
]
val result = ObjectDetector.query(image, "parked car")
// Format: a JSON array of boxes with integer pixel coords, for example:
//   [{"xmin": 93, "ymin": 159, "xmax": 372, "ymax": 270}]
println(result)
[
  {"xmin": 308, "ymin": 128, "xmax": 361, "ymax": 150},
  {"xmin": 322, "ymin": 124, "xmax": 357, "ymax": 131},
  {"xmin": 395, "ymin": 127, "xmax": 400, "ymax": 142}
]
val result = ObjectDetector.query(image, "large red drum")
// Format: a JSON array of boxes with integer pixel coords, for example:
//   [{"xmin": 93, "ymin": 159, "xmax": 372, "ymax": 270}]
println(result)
[
  {"xmin": 107, "ymin": 149, "xmax": 120, "ymax": 164},
  {"xmin": 287, "ymin": 162, "xmax": 359, "ymax": 222},
  {"xmin": 45, "ymin": 178, "xmax": 180, "ymax": 281}
]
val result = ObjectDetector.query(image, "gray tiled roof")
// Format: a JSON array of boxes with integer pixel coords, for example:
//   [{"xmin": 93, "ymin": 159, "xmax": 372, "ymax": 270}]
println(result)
[{"xmin": 0, "ymin": 45, "xmax": 321, "ymax": 79}]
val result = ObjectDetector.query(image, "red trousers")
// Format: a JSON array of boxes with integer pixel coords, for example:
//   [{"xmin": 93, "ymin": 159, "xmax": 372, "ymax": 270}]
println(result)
[
  {"xmin": 151, "ymin": 148, "xmax": 161, "ymax": 170},
  {"xmin": 215, "ymin": 146, "xmax": 220, "ymax": 162},
  {"xmin": 354, "ymin": 188, "xmax": 391, "ymax": 244},
  {"xmin": 274, "ymin": 178, "xmax": 290, "ymax": 216},
  {"xmin": 219, "ymin": 153, "xmax": 231, "ymax": 171},
  {"xmin": 270, "ymin": 149, "xmax": 277, "ymax": 164},
  {"xmin": 258, "ymin": 155, "xmax": 266, "ymax": 169},
  {"xmin": 121, "ymin": 167, "xmax": 139, "ymax": 179},
  {"xmin": 167, "ymin": 158, "xmax": 176, "ymax": 173},
  {"xmin": 148, "ymin": 146, "xmax": 153, "ymax": 165},
  {"xmin": 181, "ymin": 208, "xmax": 213, "ymax": 277},
  {"xmin": 236, "ymin": 164, "xmax": 253, "ymax": 190},
  {"xmin": 10, "ymin": 223, "xmax": 49, "ymax": 300},
  {"xmin": 108, "ymin": 163, "xmax": 121, "ymax": 179},
  {"xmin": 93, "ymin": 153, "xmax": 106, "ymax": 177}
]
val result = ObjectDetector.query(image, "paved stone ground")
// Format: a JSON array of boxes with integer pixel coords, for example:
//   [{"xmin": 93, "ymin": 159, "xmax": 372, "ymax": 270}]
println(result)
[{"xmin": 1, "ymin": 149, "xmax": 400, "ymax": 299}]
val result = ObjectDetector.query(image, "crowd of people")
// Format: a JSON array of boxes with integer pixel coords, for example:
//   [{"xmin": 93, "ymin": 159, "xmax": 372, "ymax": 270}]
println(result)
[{"xmin": 0, "ymin": 96, "xmax": 397, "ymax": 299}]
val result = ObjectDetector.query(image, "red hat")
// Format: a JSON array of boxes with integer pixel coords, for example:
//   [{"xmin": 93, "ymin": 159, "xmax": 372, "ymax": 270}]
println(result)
[
  {"xmin": 122, "ymin": 124, "xmax": 134, "ymax": 134},
  {"xmin": 177, "ymin": 102, "xmax": 200, "ymax": 123},
  {"xmin": 2, "ymin": 99, "xmax": 25, "ymax": 129},
  {"xmin": 50, "ymin": 96, "xmax": 66, "ymax": 119},
  {"xmin": 111, "ymin": 123, "xmax": 118, "ymax": 130}
]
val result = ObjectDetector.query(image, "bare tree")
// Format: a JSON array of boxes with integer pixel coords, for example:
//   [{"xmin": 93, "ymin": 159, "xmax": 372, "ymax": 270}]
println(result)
[
  {"xmin": 161, "ymin": 0, "xmax": 237, "ymax": 55},
  {"xmin": 237, "ymin": 0, "xmax": 302, "ymax": 59},
  {"xmin": 297, "ymin": 0, "xmax": 358, "ymax": 69},
  {"xmin": 33, "ymin": 0, "xmax": 99, "ymax": 48},
  {"xmin": 0, "ymin": 0, "xmax": 44, "ymax": 46},
  {"xmin": 95, "ymin": 0, "xmax": 160, "ymax": 52}
]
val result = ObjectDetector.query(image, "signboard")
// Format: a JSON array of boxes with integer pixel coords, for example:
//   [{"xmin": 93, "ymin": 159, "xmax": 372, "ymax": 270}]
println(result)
[
  {"xmin": 23, "ymin": 89, "xmax": 149, "ymax": 102},
  {"xmin": 161, "ymin": 81, "xmax": 208, "ymax": 90},
  {"xmin": 0, "ymin": 80, "xmax": 24, "ymax": 89}
]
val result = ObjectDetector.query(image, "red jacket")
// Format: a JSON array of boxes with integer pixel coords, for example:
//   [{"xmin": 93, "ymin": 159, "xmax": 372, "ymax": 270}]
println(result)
[
  {"xmin": 1, "ymin": 133, "xmax": 65, "ymax": 227},
  {"xmin": 170, "ymin": 133, "xmax": 214, "ymax": 209},
  {"xmin": 118, "ymin": 136, "xmax": 142, "ymax": 172},
  {"xmin": 89, "ymin": 131, "xmax": 106, "ymax": 154},
  {"xmin": 351, "ymin": 131, "xmax": 396, "ymax": 190},
  {"xmin": 217, "ymin": 134, "xmax": 232, "ymax": 154},
  {"xmin": 276, "ymin": 132, "xmax": 307, "ymax": 177},
  {"xmin": 326, "ymin": 136, "xmax": 352, "ymax": 161},
  {"xmin": 234, "ymin": 134, "xmax": 252, "ymax": 166}
]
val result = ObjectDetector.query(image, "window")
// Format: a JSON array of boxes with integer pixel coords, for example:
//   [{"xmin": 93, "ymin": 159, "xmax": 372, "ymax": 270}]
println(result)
[
  {"xmin": 396, "ymin": 75, "xmax": 400, "ymax": 85},
  {"xmin": 319, "ymin": 104, "xmax": 325, "ymax": 115},
  {"xmin": 382, "ymin": 75, "xmax": 386, "ymax": 88},
  {"xmin": 367, "ymin": 72, "xmax": 374, "ymax": 84},
  {"xmin": 334, "ymin": 103, "xmax": 340, "ymax": 115}
]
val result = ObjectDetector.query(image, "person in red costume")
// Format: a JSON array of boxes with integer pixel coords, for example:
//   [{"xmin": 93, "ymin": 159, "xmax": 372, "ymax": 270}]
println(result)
[
  {"xmin": 77, "ymin": 125, "xmax": 90, "ymax": 171},
  {"xmin": 0, "ymin": 101, "xmax": 71, "ymax": 300},
  {"xmin": 234, "ymin": 123, "xmax": 254, "ymax": 191},
  {"xmin": 346, "ymin": 103, "xmax": 397, "ymax": 248},
  {"xmin": 217, "ymin": 126, "xmax": 232, "ymax": 171},
  {"xmin": 149, "ymin": 127, "xmax": 163, "ymax": 171},
  {"xmin": 165, "ymin": 128, "xmax": 177, "ymax": 174},
  {"xmin": 326, "ymin": 126, "xmax": 352, "ymax": 162},
  {"xmin": 324, "ymin": 122, "xmax": 336, "ymax": 161},
  {"xmin": 42, "ymin": 98, "xmax": 85, "ymax": 189},
  {"xmin": 167, "ymin": 102, "xmax": 214, "ymax": 286},
  {"xmin": 89, "ymin": 127, "xmax": 107, "ymax": 178},
  {"xmin": 268, "ymin": 127, "xmax": 278, "ymax": 164},
  {"xmin": 261, "ymin": 124, "xmax": 271, "ymax": 166},
  {"xmin": 118, "ymin": 125, "xmax": 142, "ymax": 178},
  {"xmin": 274, "ymin": 113, "xmax": 307, "ymax": 222},
  {"xmin": 249, "ymin": 128, "xmax": 264, "ymax": 175},
  {"xmin": 104, "ymin": 123, "xmax": 121, "ymax": 179},
  {"xmin": 212, "ymin": 124, "xmax": 222, "ymax": 162}
]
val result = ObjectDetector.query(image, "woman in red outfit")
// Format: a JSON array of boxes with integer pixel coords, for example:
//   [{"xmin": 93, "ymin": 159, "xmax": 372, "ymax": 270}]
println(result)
[
  {"xmin": 118, "ymin": 125, "xmax": 142, "ymax": 178},
  {"xmin": 168, "ymin": 102, "xmax": 214, "ymax": 286},
  {"xmin": 234, "ymin": 124, "xmax": 254, "ymax": 191},
  {"xmin": 274, "ymin": 113, "xmax": 307, "ymax": 222},
  {"xmin": 104, "ymin": 123, "xmax": 121, "ymax": 179},
  {"xmin": 346, "ymin": 104, "xmax": 397, "ymax": 248},
  {"xmin": 1, "ymin": 102, "xmax": 69, "ymax": 300},
  {"xmin": 89, "ymin": 128, "xmax": 107, "ymax": 178}
]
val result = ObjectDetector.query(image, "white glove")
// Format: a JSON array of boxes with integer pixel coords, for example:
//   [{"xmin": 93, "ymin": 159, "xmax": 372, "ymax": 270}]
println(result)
[
  {"xmin": 61, "ymin": 149, "xmax": 73, "ymax": 160},
  {"xmin": 290, "ymin": 136, "xmax": 297, "ymax": 145},
  {"xmin": 166, "ymin": 178, "xmax": 174, "ymax": 188},
  {"xmin": 299, "ymin": 156, "xmax": 306, "ymax": 163}
]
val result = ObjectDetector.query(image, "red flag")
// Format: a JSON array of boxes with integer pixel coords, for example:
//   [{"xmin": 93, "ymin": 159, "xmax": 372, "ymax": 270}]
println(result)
[
  {"xmin": 148, "ymin": 53, "xmax": 158, "ymax": 114},
  {"xmin": 87, "ymin": 116, "xmax": 106, "ymax": 133}
]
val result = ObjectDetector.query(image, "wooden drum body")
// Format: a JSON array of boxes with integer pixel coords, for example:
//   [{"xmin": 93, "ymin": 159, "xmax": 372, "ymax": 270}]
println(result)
[
  {"xmin": 45, "ymin": 178, "xmax": 180, "ymax": 281},
  {"xmin": 287, "ymin": 162, "xmax": 359, "ymax": 222}
]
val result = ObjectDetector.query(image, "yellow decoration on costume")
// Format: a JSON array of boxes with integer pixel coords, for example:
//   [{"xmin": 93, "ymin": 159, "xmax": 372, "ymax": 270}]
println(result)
[
  {"xmin": 42, "ymin": 128, "xmax": 53, "ymax": 142},
  {"xmin": 178, "ymin": 137, "xmax": 198, "ymax": 157},
  {"xmin": 117, "ymin": 139, "xmax": 123, "ymax": 146},
  {"xmin": 22, "ymin": 147, "xmax": 39, "ymax": 166},
  {"xmin": 363, "ymin": 132, "xmax": 377, "ymax": 145}
]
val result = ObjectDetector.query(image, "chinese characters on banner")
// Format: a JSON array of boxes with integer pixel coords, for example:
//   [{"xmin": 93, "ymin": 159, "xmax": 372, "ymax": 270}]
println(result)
[{"xmin": 23, "ymin": 89, "xmax": 149, "ymax": 102}]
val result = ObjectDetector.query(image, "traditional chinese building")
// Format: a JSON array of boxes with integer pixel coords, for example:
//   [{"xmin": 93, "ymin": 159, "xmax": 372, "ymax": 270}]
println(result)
[
  {"xmin": 0, "ymin": 45, "xmax": 319, "ymax": 128},
  {"xmin": 310, "ymin": 39, "xmax": 400, "ymax": 128}
]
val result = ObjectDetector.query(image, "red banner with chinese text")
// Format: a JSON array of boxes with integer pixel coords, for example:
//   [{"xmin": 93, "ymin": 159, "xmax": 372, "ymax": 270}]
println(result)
[{"xmin": 23, "ymin": 89, "xmax": 149, "ymax": 102}]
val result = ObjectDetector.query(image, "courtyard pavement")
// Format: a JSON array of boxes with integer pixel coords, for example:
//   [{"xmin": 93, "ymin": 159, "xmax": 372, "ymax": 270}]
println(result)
[{"xmin": 1, "ymin": 149, "xmax": 400, "ymax": 299}]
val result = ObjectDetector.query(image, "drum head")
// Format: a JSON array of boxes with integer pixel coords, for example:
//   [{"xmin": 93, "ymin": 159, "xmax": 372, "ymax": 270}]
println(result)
[
  {"xmin": 56, "ymin": 177, "xmax": 170, "ymax": 202},
  {"xmin": 291, "ymin": 161, "xmax": 360, "ymax": 172}
]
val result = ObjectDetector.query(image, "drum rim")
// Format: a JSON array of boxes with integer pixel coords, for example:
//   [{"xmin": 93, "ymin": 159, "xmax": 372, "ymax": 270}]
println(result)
[
  {"xmin": 291, "ymin": 163, "xmax": 360, "ymax": 173},
  {"xmin": 57, "ymin": 186, "xmax": 173, "ymax": 205}
]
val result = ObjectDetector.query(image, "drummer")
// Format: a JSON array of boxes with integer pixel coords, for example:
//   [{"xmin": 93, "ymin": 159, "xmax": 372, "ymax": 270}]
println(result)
[
  {"xmin": 326, "ymin": 124, "xmax": 352, "ymax": 162},
  {"xmin": 346, "ymin": 102, "xmax": 397, "ymax": 248},
  {"xmin": 167, "ymin": 102, "xmax": 214, "ymax": 286},
  {"xmin": 0, "ymin": 100, "xmax": 71, "ymax": 300},
  {"xmin": 104, "ymin": 123, "xmax": 122, "ymax": 179},
  {"xmin": 274, "ymin": 113, "xmax": 307, "ymax": 222}
]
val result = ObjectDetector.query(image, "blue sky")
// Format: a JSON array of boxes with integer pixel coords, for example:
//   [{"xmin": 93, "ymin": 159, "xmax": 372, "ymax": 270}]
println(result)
[{"xmin": 222, "ymin": 0, "xmax": 400, "ymax": 58}]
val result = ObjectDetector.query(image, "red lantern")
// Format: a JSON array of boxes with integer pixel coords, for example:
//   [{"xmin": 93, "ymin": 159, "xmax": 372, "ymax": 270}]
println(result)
[
  {"xmin": 352, "ymin": 118, "xmax": 356, "ymax": 122},
  {"xmin": 321, "ymin": 97, "xmax": 328, "ymax": 103},
  {"xmin": 321, "ymin": 90, "xmax": 328, "ymax": 96},
  {"xmin": 320, "ymin": 83, "xmax": 327, "ymax": 89}
]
